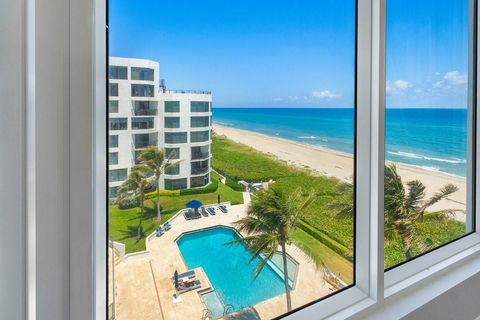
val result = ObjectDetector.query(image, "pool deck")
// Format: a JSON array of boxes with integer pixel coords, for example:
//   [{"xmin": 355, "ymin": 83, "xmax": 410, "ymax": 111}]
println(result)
[{"xmin": 113, "ymin": 196, "xmax": 338, "ymax": 320}]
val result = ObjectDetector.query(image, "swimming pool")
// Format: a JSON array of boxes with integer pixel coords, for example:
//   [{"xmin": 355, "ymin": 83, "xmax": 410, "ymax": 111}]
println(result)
[{"xmin": 176, "ymin": 227, "xmax": 293, "ymax": 312}]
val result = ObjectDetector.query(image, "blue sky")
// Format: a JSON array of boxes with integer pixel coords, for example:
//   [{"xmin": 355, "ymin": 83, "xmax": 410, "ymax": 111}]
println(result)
[{"xmin": 109, "ymin": 0, "xmax": 469, "ymax": 108}]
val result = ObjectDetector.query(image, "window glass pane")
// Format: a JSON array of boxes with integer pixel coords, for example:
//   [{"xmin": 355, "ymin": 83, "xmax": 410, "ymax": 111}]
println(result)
[
  {"xmin": 191, "ymin": 116, "xmax": 210, "ymax": 128},
  {"xmin": 109, "ymin": 65, "xmax": 128, "ymax": 80},
  {"xmin": 109, "ymin": 100, "xmax": 119, "ymax": 113},
  {"xmin": 131, "ymin": 67, "xmax": 154, "ymax": 81},
  {"xmin": 164, "ymin": 117, "xmax": 180, "ymax": 128},
  {"xmin": 165, "ymin": 101, "xmax": 180, "ymax": 112},
  {"xmin": 385, "ymin": 0, "xmax": 473, "ymax": 269},
  {"xmin": 165, "ymin": 178, "xmax": 188, "ymax": 190},
  {"xmin": 191, "ymin": 101, "xmax": 209, "ymax": 112},
  {"xmin": 165, "ymin": 132, "xmax": 187, "ymax": 144},
  {"xmin": 133, "ymin": 133, "xmax": 157, "ymax": 149},
  {"xmin": 133, "ymin": 101, "xmax": 157, "ymax": 116},
  {"xmin": 131, "ymin": 117, "xmax": 154, "ymax": 130},
  {"xmin": 131, "ymin": 84, "xmax": 154, "ymax": 97},
  {"xmin": 109, "ymin": 118, "xmax": 127, "ymax": 130},
  {"xmin": 191, "ymin": 145, "xmax": 209, "ymax": 160},
  {"xmin": 165, "ymin": 164, "xmax": 180, "ymax": 175},
  {"xmin": 109, "ymin": 135, "xmax": 118, "ymax": 148},
  {"xmin": 191, "ymin": 173, "xmax": 210, "ymax": 188},
  {"xmin": 109, "ymin": 83, "xmax": 118, "ymax": 97},
  {"xmin": 109, "ymin": 168, "xmax": 128, "ymax": 182},
  {"xmin": 109, "ymin": 152, "xmax": 119, "ymax": 165},
  {"xmin": 190, "ymin": 130, "xmax": 210, "ymax": 142},
  {"xmin": 165, "ymin": 147, "xmax": 180, "ymax": 159},
  {"xmin": 108, "ymin": 1, "xmax": 356, "ymax": 318}
]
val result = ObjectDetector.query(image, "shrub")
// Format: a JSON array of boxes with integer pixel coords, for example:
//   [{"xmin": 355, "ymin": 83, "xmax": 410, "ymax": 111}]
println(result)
[
  {"xmin": 297, "ymin": 220, "xmax": 353, "ymax": 262},
  {"xmin": 180, "ymin": 178, "xmax": 219, "ymax": 195},
  {"xmin": 225, "ymin": 177, "xmax": 244, "ymax": 191},
  {"xmin": 117, "ymin": 195, "xmax": 140, "ymax": 209},
  {"xmin": 145, "ymin": 189, "xmax": 180, "ymax": 199}
]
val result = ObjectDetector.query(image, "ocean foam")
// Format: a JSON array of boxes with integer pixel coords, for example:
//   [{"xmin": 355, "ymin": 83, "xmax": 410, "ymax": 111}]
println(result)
[{"xmin": 388, "ymin": 151, "xmax": 466, "ymax": 164}]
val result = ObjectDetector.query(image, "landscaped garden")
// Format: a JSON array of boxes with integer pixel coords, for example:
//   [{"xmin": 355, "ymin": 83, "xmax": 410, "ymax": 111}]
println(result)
[{"xmin": 109, "ymin": 171, "xmax": 244, "ymax": 253}]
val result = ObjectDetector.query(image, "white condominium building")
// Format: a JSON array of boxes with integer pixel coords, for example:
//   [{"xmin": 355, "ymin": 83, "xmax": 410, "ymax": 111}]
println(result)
[{"xmin": 108, "ymin": 57, "xmax": 212, "ymax": 197}]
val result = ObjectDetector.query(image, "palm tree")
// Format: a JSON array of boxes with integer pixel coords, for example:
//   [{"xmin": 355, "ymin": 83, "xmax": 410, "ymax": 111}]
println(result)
[
  {"xmin": 137, "ymin": 147, "xmax": 180, "ymax": 222},
  {"xmin": 330, "ymin": 164, "xmax": 459, "ymax": 260},
  {"xmin": 231, "ymin": 187, "xmax": 317, "ymax": 312},
  {"xmin": 384, "ymin": 164, "xmax": 458, "ymax": 260},
  {"xmin": 118, "ymin": 165, "xmax": 151, "ymax": 239}
]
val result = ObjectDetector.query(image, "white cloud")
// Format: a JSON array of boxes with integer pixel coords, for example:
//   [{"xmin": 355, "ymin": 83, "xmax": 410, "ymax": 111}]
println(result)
[
  {"xmin": 434, "ymin": 71, "xmax": 467, "ymax": 89},
  {"xmin": 311, "ymin": 90, "xmax": 340, "ymax": 100},
  {"xmin": 386, "ymin": 80, "xmax": 410, "ymax": 95}
]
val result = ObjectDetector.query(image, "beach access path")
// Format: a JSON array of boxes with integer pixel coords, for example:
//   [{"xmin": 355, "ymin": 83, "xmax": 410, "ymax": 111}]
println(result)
[{"xmin": 213, "ymin": 124, "xmax": 467, "ymax": 221}]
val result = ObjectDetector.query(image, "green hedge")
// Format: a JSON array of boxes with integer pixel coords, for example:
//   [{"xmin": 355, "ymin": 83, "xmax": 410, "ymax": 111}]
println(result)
[
  {"xmin": 179, "ymin": 178, "xmax": 219, "ymax": 195},
  {"xmin": 145, "ymin": 189, "xmax": 180, "ymax": 199},
  {"xmin": 297, "ymin": 221, "xmax": 353, "ymax": 262},
  {"xmin": 225, "ymin": 177, "xmax": 244, "ymax": 191}
]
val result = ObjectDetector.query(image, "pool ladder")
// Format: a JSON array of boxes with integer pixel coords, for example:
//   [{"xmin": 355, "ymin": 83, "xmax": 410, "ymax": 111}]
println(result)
[
  {"xmin": 223, "ymin": 304, "xmax": 234, "ymax": 316},
  {"xmin": 201, "ymin": 308, "xmax": 212, "ymax": 320}
]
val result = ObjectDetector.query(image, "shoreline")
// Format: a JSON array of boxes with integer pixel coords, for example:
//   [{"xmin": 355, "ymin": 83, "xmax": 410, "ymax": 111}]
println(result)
[{"xmin": 213, "ymin": 124, "xmax": 467, "ymax": 220}]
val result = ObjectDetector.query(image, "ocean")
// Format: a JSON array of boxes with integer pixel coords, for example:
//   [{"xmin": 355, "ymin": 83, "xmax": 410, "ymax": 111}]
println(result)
[{"xmin": 212, "ymin": 108, "xmax": 469, "ymax": 177}]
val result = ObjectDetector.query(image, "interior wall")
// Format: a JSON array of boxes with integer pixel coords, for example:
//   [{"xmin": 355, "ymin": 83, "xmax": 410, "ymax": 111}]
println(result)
[
  {"xmin": 0, "ymin": 0, "xmax": 26, "ymax": 319},
  {"xmin": 403, "ymin": 273, "xmax": 480, "ymax": 320}
]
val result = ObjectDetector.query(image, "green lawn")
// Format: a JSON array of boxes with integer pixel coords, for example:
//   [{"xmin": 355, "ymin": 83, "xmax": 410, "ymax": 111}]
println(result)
[
  {"xmin": 109, "ymin": 177, "xmax": 244, "ymax": 253},
  {"xmin": 290, "ymin": 228, "xmax": 353, "ymax": 285}
]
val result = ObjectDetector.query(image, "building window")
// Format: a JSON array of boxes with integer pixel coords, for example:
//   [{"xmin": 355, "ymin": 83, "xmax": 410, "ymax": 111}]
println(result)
[
  {"xmin": 164, "ymin": 117, "xmax": 180, "ymax": 128},
  {"xmin": 109, "ymin": 152, "xmax": 118, "ymax": 165},
  {"xmin": 131, "ymin": 67, "xmax": 154, "ymax": 81},
  {"xmin": 190, "ymin": 130, "xmax": 209, "ymax": 143},
  {"xmin": 165, "ymin": 148, "xmax": 180, "ymax": 159},
  {"xmin": 109, "ymin": 100, "xmax": 119, "ymax": 113},
  {"xmin": 133, "ymin": 101, "xmax": 157, "ymax": 116},
  {"xmin": 190, "ymin": 101, "xmax": 209, "ymax": 112},
  {"xmin": 109, "ymin": 186, "xmax": 119, "ymax": 199},
  {"xmin": 191, "ymin": 145, "xmax": 209, "ymax": 160},
  {"xmin": 190, "ymin": 173, "xmax": 210, "ymax": 188},
  {"xmin": 191, "ymin": 159, "xmax": 209, "ymax": 175},
  {"xmin": 109, "ymin": 118, "xmax": 128, "ymax": 131},
  {"xmin": 131, "ymin": 84, "xmax": 154, "ymax": 97},
  {"xmin": 109, "ymin": 83, "xmax": 118, "ymax": 97},
  {"xmin": 109, "ymin": 65, "xmax": 128, "ymax": 80},
  {"xmin": 109, "ymin": 168, "xmax": 128, "ymax": 182},
  {"xmin": 191, "ymin": 116, "xmax": 210, "ymax": 128},
  {"xmin": 133, "ymin": 133, "xmax": 157, "ymax": 149},
  {"xmin": 165, "ymin": 178, "xmax": 188, "ymax": 190},
  {"xmin": 131, "ymin": 117, "xmax": 154, "ymax": 130},
  {"xmin": 165, "ymin": 132, "xmax": 187, "ymax": 144},
  {"xmin": 109, "ymin": 135, "xmax": 118, "ymax": 148},
  {"xmin": 165, "ymin": 164, "xmax": 180, "ymax": 175},
  {"xmin": 384, "ymin": 0, "xmax": 474, "ymax": 270},
  {"xmin": 165, "ymin": 101, "xmax": 180, "ymax": 112}
]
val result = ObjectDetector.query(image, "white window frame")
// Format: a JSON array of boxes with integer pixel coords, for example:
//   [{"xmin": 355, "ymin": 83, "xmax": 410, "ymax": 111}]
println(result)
[{"xmin": 13, "ymin": 0, "xmax": 480, "ymax": 318}]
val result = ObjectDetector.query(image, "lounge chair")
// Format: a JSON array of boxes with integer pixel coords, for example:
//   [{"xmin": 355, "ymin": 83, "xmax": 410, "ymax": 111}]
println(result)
[
  {"xmin": 171, "ymin": 270, "xmax": 196, "ymax": 282},
  {"xmin": 200, "ymin": 207, "xmax": 209, "ymax": 217},
  {"xmin": 207, "ymin": 207, "xmax": 216, "ymax": 215},
  {"xmin": 218, "ymin": 205, "xmax": 228, "ymax": 213},
  {"xmin": 156, "ymin": 228, "xmax": 164, "ymax": 237},
  {"xmin": 183, "ymin": 209, "xmax": 197, "ymax": 220},
  {"xmin": 176, "ymin": 280, "xmax": 201, "ymax": 294}
]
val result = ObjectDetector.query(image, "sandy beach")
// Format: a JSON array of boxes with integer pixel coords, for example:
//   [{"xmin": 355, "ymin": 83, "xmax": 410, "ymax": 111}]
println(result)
[{"xmin": 213, "ymin": 124, "xmax": 467, "ymax": 220}]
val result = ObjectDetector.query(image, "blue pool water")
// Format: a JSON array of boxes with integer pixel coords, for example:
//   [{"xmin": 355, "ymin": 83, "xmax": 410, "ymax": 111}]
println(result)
[
  {"xmin": 176, "ymin": 227, "xmax": 287, "ymax": 311},
  {"xmin": 213, "ymin": 107, "xmax": 468, "ymax": 176}
]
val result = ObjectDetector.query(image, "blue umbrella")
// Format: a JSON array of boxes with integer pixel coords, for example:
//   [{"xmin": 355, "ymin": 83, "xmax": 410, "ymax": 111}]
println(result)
[
  {"xmin": 186, "ymin": 200, "xmax": 203, "ymax": 209},
  {"xmin": 186, "ymin": 200, "xmax": 203, "ymax": 217},
  {"xmin": 174, "ymin": 270, "xmax": 179, "ymax": 289}
]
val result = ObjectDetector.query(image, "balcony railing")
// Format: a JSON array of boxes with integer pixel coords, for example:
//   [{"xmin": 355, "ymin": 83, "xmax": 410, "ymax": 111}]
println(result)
[
  {"xmin": 162, "ymin": 89, "xmax": 212, "ymax": 95},
  {"xmin": 133, "ymin": 140, "xmax": 157, "ymax": 149},
  {"xmin": 191, "ymin": 166, "xmax": 209, "ymax": 175},
  {"xmin": 133, "ymin": 108, "xmax": 157, "ymax": 116},
  {"xmin": 191, "ymin": 152, "xmax": 210, "ymax": 160}
]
